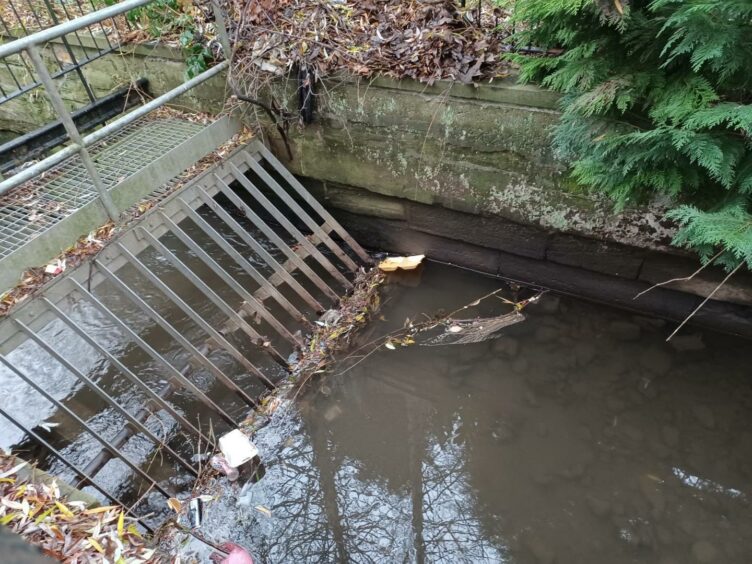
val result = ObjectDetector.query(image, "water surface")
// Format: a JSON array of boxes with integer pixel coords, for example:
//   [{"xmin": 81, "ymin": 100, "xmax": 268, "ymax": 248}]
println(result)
[{"xmin": 191, "ymin": 263, "xmax": 752, "ymax": 564}]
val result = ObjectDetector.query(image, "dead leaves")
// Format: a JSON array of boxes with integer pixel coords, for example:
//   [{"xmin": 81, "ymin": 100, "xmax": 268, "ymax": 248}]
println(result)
[
  {"xmin": 0, "ymin": 451, "xmax": 156, "ymax": 562},
  {"xmin": 225, "ymin": 0, "xmax": 513, "ymax": 90},
  {"xmin": 291, "ymin": 267, "xmax": 384, "ymax": 381}
]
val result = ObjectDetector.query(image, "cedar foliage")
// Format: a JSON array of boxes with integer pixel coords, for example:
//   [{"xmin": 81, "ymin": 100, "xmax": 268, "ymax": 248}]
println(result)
[{"xmin": 506, "ymin": 0, "xmax": 752, "ymax": 270}]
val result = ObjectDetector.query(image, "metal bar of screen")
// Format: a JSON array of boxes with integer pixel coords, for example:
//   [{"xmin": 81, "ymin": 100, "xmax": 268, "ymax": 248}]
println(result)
[
  {"xmin": 41, "ymin": 297, "xmax": 211, "ymax": 444},
  {"xmin": 159, "ymin": 211, "xmax": 303, "ymax": 347},
  {"xmin": 68, "ymin": 279, "xmax": 239, "ymax": 427},
  {"xmin": 139, "ymin": 227, "xmax": 288, "ymax": 368},
  {"xmin": 0, "ymin": 354, "xmax": 171, "ymax": 499},
  {"xmin": 243, "ymin": 151, "xmax": 360, "ymax": 272},
  {"xmin": 188, "ymin": 190, "xmax": 323, "ymax": 315},
  {"xmin": 115, "ymin": 242, "xmax": 277, "ymax": 390},
  {"xmin": 0, "ymin": 405, "xmax": 155, "ymax": 532},
  {"xmin": 254, "ymin": 141, "xmax": 372, "ymax": 263},
  {"xmin": 213, "ymin": 177, "xmax": 341, "ymax": 302},
  {"xmin": 228, "ymin": 163, "xmax": 353, "ymax": 289},
  {"xmin": 13, "ymin": 318, "xmax": 198, "ymax": 477},
  {"xmin": 94, "ymin": 260, "xmax": 258, "ymax": 408}
]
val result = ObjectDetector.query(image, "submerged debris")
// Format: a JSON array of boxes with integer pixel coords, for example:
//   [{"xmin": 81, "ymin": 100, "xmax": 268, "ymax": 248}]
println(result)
[
  {"xmin": 423, "ymin": 309, "xmax": 526, "ymax": 345},
  {"xmin": 0, "ymin": 452, "xmax": 156, "ymax": 562}
]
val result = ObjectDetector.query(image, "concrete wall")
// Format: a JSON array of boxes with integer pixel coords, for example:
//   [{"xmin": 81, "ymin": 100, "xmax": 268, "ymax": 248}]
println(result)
[{"xmin": 258, "ymin": 74, "xmax": 752, "ymax": 313}]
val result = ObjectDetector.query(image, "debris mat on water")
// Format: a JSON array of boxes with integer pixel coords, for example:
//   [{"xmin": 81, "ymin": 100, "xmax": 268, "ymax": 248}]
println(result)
[{"xmin": 0, "ymin": 451, "xmax": 156, "ymax": 562}]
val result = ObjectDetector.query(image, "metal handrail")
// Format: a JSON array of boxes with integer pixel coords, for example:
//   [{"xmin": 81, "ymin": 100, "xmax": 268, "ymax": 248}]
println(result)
[
  {"xmin": 0, "ymin": 0, "xmax": 230, "ymax": 221},
  {"xmin": 0, "ymin": 60, "xmax": 229, "ymax": 196},
  {"xmin": 0, "ymin": 0, "xmax": 151, "ymax": 59}
]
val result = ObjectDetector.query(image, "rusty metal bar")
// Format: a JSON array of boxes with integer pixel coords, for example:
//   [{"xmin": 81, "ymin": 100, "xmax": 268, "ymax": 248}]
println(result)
[
  {"xmin": 190, "ymin": 189, "xmax": 324, "ymax": 315},
  {"xmin": 94, "ymin": 260, "xmax": 258, "ymax": 408},
  {"xmin": 41, "ymin": 297, "xmax": 211, "ymax": 445},
  {"xmin": 0, "ymin": 354, "xmax": 171, "ymax": 499},
  {"xmin": 158, "ymin": 212, "xmax": 302, "ymax": 348},
  {"xmin": 252, "ymin": 142, "xmax": 372, "ymax": 264},
  {"xmin": 243, "ymin": 151, "xmax": 360, "ymax": 272},
  {"xmin": 214, "ymin": 175, "xmax": 341, "ymax": 302},
  {"xmin": 229, "ymin": 163, "xmax": 353, "ymax": 289},
  {"xmin": 139, "ymin": 226, "xmax": 288, "ymax": 368},
  {"xmin": 67, "ymin": 279, "xmax": 239, "ymax": 427},
  {"xmin": 13, "ymin": 318, "xmax": 198, "ymax": 477},
  {"xmin": 115, "ymin": 242, "xmax": 277, "ymax": 390}
]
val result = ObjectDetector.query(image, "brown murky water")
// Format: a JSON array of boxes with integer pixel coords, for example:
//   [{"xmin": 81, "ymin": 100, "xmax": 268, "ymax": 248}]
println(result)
[{"xmin": 183, "ymin": 262, "xmax": 752, "ymax": 564}]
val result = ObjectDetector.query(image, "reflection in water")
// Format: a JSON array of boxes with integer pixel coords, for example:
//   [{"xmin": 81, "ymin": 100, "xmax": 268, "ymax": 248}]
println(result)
[{"xmin": 189, "ymin": 264, "xmax": 752, "ymax": 563}]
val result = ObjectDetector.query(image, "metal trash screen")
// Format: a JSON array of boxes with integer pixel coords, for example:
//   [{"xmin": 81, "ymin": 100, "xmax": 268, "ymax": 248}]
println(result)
[{"xmin": 0, "ymin": 140, "xmax": 371, "ymax": 529}]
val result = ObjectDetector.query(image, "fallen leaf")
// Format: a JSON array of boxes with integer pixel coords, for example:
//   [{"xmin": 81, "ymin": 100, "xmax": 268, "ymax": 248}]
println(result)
[{"xmin": 254, "ymin": 505, "xmax": 272, "ymax": 517}]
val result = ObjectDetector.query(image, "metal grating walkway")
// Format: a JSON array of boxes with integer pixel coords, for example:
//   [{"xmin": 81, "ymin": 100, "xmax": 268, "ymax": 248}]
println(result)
[{"xmin": 0, "ymin": 117, "xmax": 204, "ymax": 260}]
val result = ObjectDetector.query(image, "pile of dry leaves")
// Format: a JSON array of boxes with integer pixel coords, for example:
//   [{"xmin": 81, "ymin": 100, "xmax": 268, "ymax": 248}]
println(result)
[
  {"xmin": 224, "ymin": 0, "xmax": 513, "ymax": 94},
  {"xmin": 0, "ymin": 452, "xmax": 156, "ymax": 562}
]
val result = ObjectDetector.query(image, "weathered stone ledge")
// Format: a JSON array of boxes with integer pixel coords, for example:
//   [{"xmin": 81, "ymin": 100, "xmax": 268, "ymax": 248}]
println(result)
[
  {"xmin": 301, "ymin": 180, "xmax": 752, "ymax": 313},
  {"xmin": 323, "ymin": 203, "xmax": 752, "ymax": 338}
]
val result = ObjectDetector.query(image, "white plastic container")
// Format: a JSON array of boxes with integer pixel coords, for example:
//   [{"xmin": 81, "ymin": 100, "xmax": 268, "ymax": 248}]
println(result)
[{"xmin": 218, "ymin": 429, "xmax": 259, "ymax": 468}]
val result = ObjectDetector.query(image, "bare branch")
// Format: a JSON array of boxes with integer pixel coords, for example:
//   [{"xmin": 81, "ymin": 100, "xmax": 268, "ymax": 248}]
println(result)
[
  {"xmin": 633, "ymin": 249, "xmax": 724, "ymax": 300},
  {"xmin": 666, "ymin": 262, "xmax": 743, "ymax": 341}
]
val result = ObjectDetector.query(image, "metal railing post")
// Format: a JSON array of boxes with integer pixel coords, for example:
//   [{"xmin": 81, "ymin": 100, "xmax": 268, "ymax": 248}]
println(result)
[
  {"xmin": 26, "ymin": 43, "xmax": 120, "ymax": 220},
  {"xmin": 210, "ymin": 0, "xmax": 232, "ymax": 60}
]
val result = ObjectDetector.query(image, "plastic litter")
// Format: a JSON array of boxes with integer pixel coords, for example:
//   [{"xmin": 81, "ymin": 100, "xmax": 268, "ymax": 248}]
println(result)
[
  {"xmin": 210, "ymin": 542, "xmax": 254, "ymax": 564},
  {"xmin": 377, "ymin": 254, "xmax": 425, "ymax": 272},
  {"xmin": 189, "ymin": 498, "xmax": 203, "ymax": 528},
  {"xmin": 210, "ymin": 454, "xmax": 239, "ymax": 481},
  {"xmin": 218, "ymin": 429, "xmax": 259, "ymax": 468}
]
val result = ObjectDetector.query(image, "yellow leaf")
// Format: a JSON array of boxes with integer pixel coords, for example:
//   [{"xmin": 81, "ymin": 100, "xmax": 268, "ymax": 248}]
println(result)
[
  {"xmin": 84, "ymin": 505, "xmax": 119, "ymax": 515},
  {"xmin": 127, "ymin": 524, "xmax": 143, "ymax": 538},
  {"xmin": 254, "ymin": 505, "xmax": 272, "ymax": 517},
  {"xmin": 34, "ymin": 507, "xmax": 53, "ymax": 524},
  {"xmin": 117, "ymin": 511, "xmax": 125, "ymax": 538},
  {"xmin": 88, "ymin": 537, "xmax": 105, "ymax": 553},
  {"xmin": 0, "ymin": 478, "xmax": 15, "ymax": 484},
  {"xmin": 0, "ymin": 512, "xmax": 18, "ymax": 525},
  {"xmin": 54, "ymin": 501, "xmax": 74, "ymax": 518},
  {"xmin": 167, "ymin": 498, "xmax": 182, "ymax": 513}
]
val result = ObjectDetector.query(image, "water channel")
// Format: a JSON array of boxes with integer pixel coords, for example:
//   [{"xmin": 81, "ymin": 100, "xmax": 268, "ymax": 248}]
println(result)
[
  {"xmin": 2, "ymin": 202, "xmax": 751, "ymax": 562},
  {"xmin": 178, "ymin": 262, "xmax": 752, "ymax": 564}
]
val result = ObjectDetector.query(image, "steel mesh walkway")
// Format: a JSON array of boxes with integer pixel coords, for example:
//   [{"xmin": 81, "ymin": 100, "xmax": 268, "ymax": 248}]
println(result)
[{"xmin": 0, "ymin": 117, "xmax": 204, "ymax": 260}]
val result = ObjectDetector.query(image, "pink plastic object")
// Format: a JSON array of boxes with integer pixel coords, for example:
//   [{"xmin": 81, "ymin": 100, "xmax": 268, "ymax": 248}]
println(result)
[
  {"xmin": 210, "ymin": 454, "xmax": 239, "ymax": 481},
  {"xmin": 210, "ymin": 543, "xmax": 254, "ymax": 564}
]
